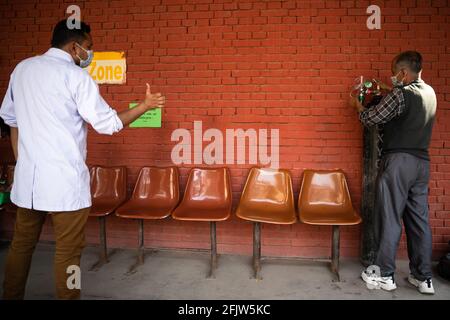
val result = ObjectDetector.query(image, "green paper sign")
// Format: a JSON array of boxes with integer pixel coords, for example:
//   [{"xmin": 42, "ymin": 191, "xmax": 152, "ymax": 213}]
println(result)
[{"xmin": 129, "ymin": 103, "xmax": 162, "ymax": 128}]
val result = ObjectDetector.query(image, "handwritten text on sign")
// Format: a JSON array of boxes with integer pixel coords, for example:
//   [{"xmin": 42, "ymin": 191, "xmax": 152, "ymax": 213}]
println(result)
[
  {"xmin": 84, "ymin": 52, "xmax": 126, "ymax": 84},
  {"xmin": 129, "ymin": 103, "xmax": 162, "ymax": 128}
]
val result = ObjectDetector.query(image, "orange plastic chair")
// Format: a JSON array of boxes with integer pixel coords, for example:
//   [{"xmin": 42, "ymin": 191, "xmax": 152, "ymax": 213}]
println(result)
[
  {"xmin": 172, "ymin": 167, "xmax": 232, "ymax": 278},
  {"xmin": 116, "ymin": 167, "xmax": 179, "ymax": 272},
  {"xmin": 298, "ymin": 169, "xmax": 362, "ymax": 281},
  {"xmin": 89, "ymin": 166, "xmax": 127, "ymax": 269},
  {"xmin": 235, "ymin": 168, "xmax": 296, "ymax": 279}
]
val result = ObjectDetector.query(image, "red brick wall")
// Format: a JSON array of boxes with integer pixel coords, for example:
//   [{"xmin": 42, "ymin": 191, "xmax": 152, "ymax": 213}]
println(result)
[{"xmin": 0, "ymin": 0, "xmax": 449, "ymax": 259}]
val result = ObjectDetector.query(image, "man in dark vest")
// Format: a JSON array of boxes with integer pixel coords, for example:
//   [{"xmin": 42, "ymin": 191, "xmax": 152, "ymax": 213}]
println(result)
[{"xmin": 351, "ymin": 51, "xmax": 437, "ymax": 294}]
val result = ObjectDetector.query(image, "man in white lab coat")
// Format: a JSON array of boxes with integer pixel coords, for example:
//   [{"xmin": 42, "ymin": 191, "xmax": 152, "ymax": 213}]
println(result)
[{"xmin": 0, "ymin": 19, "xmax": 165, "ymax": 299}]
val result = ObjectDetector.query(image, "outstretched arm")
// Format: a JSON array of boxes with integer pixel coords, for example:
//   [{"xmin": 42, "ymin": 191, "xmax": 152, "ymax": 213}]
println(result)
[{"xmin": 118, "ymin": 84, "xmax": 165, "ymax": 126}]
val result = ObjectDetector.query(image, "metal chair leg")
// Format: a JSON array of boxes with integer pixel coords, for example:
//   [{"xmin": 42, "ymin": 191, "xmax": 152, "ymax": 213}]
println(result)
[
  {"xmin": 100, "ymin": 216, "xmax": 108, "ymax": 262},
  {"xmin": 127, "ymin": 219, "xmax": 145, "ymax": 274},
  {"xmin": 208, "ymin": 221, "xmax": 217, "ymax": 279},
  {"xmin": 90, "ymin": 216, "xmax": 110, "ymax": 271},
  {"xmin": 138, "ymin": 219, "xmax": 145, "ymax": 265},
  {"xmin": 253, "ymin": 222, "xmax": 262, "ymax": 280},
  {"xmin": 331, "ymin": 225, "xmax": 341, "ymax": 282}
]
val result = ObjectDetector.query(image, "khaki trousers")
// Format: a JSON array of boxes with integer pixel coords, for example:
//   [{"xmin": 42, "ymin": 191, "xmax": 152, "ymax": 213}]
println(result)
[{"xmin": 2, "ymin": 206, "xmax": 90, "ymax": 299}]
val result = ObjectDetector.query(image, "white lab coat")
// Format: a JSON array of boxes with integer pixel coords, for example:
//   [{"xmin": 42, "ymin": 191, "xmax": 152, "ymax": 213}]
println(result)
[{"xmin": 0, "ymin": 48, "xmax": 124, "ymax": 211}]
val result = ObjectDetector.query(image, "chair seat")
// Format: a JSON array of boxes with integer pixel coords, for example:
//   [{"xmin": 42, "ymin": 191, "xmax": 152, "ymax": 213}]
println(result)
[
  {"xmin": 172, "ymin": 204, "xmax": 231, "ymax": 222},
  {"xmin": 89, "ymin": 166, "xmax": 127, "ymax": 217},
  {"xmin": 116, "ymin": 200, "xmax": 173, "ymax": 219},
  {"xmin": 89, "ymin": 201, "xmax": 124, "ymax": 217},
  {"xmin": 236, "ymin": 203, "xmax": 296, "ymax": 224},
  {"xmin": 236, "ymin": 168, "xmax": 296, "ymax": 225},
  {"xmin": 172, "ymin": 168, "xmax": 232, "ymax": 222},
  {"xmin": 300, "ymin": 208, "xmax": 362, "ymax": 226},
  {"xmin": 298, "ymin": 169, "xmax": 362, "ymax": 226}
]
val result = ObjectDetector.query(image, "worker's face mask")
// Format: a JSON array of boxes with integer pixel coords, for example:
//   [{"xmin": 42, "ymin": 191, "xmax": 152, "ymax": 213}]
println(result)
[
  {"xmin": 391, "ymin": 70, "xmax": 406, "ymax": 87},
  {"xmin": 75, "ymin": 43, "xmax": 93, "ymax": 68}
]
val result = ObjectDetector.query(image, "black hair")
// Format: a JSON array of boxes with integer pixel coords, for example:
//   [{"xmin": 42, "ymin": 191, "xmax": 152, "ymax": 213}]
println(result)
[
  {"xmin": 393, "ymin": 51, "xmax": 423, "ymax": 74},
  {"xmin": 51, "ymin": 18, "xmax": 91, "ymax": 48}
]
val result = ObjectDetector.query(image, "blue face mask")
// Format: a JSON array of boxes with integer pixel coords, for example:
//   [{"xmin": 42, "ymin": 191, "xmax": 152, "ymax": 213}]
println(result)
[
  {"xmin": 76, "ymin": 43, "xmax": 94, "ymax": 68},
  {"xmin": 391, "ymin": 71, "xmax": 405, "ymax": 87}
]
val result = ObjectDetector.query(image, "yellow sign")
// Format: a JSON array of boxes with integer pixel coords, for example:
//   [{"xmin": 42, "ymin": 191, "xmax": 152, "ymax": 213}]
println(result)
[{"xmin": 85, "ymin": 52, "xmax": 126, "ymax": 84}]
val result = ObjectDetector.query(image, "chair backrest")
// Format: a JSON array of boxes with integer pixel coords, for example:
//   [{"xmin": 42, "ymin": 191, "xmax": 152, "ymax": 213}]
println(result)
[
  {"xmin": 181, "ymin": 167, "xmax": 232, "ymax": 209},
  {"xmin": 90, "ymin": 166, "xmax": 127, "ymax": 203},
  {"xmin": 298, "ymin": 169, "xmax": 354, "ymax": 214},
  {"xmin": 131, "ymin": 166, "xmax": 179, "ymax": 207},
  {"xmin": 240, "ymin": 167, "xmax": 294, "ymax": 208}
]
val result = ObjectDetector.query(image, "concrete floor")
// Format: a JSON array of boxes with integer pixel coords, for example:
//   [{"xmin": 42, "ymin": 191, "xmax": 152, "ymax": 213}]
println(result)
[{"xmin": 0, "ymin": 241, "xmax": 449, "ymax": 300}]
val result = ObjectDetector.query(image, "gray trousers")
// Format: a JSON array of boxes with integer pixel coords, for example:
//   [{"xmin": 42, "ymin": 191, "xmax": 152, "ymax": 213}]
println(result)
[{"xmin": 374, "ymin": 152, "xmax": 433, "ymax": 281}]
